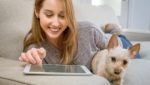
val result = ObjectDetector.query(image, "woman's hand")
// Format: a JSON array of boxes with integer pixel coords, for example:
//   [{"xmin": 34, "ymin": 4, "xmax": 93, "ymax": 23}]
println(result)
[{"xmin": 19, "ymin": 47, "xmax": 46, "ymax": 64}]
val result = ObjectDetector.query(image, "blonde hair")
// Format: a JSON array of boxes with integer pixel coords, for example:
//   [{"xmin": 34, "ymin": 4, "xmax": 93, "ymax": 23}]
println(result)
[{"xmin": 23, "ymin": 0, "xmax": 77, "ymax": 65}]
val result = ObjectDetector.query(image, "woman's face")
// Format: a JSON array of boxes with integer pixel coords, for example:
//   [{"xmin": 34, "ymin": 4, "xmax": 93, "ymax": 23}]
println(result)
[{"xmin": 36, "ymin": 0, "xmax": 68, "ymax": 42}]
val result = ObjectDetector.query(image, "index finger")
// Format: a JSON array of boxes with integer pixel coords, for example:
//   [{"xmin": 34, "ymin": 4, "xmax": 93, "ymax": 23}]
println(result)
[{"xmin": 37, "ymin": 47, "xmax": 46, "ymax": 59}]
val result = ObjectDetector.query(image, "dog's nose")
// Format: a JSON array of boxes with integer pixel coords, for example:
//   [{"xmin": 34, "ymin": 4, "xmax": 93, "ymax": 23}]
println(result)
[{"xmin": 114, "ymin": 69, "xmax": 121, "ymax": 75}]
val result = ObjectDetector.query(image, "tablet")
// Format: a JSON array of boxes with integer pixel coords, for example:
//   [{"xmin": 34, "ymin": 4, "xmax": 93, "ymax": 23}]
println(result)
[{"xmin": 23, "ymin": 64, "xmax": 92, "ymax": 76}]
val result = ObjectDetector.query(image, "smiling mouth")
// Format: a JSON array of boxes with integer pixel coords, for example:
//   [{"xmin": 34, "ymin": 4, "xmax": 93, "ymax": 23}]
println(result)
[{"xmin": 49, "ymin": 27, "xmax": 60, "ymax": 32}]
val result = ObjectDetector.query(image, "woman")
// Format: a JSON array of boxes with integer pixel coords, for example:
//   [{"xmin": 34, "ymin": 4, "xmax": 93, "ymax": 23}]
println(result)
[{"xmin": 19, "ymin": 0, "xmax": 137, "ymax": 69}]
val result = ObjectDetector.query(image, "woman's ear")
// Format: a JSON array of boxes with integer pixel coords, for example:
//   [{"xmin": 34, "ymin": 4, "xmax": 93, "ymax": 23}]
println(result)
[{"xmin": 35, "ymin": 9, "xmax": 39, "ymax": 18}]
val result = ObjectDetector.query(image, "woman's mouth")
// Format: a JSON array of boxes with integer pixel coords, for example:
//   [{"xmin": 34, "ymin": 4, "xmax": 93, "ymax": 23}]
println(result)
[{"xmin": 49, "ymin": 27, "xmax": 60, "ymax": 33}]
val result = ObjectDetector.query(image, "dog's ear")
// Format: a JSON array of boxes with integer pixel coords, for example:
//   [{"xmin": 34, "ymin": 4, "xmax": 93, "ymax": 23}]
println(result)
[
  {"xmin": 107, "ymin": 34, "xmax": 119, "ymax": 49},
  {"xmin": 128, "ymin": 43, "xmax": 140, "ymax": 59}
]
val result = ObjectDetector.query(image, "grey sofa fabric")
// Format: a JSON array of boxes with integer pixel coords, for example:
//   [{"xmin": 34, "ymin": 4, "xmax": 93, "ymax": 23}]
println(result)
[
  {"xmin": 0, "ymin": 78, "xmax": 28, "ymax": 85},
  {"xmin": 0, "ymin": 58, "xmax": 110, "ymax": 85},
  {"xmin": 125, "ymin": 59, "xmax": 150, "ymax": 85},
  {"xmin": 1, "ymin": 58, "xmax": 150, "ymax": 85},
  {"xmin": 0, "ymin": 0, "xmax": 34, "ymax": 60}
]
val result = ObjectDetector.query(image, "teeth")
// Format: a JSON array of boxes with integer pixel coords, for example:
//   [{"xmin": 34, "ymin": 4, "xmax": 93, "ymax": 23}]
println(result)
[{"xmin": 50, "ymin": 28, "xmax": 59, "ymax": 32}]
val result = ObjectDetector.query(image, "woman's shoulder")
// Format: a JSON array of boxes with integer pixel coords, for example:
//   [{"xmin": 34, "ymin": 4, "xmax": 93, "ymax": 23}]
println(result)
[
  {"xmin": 77, "ymin": 21, "xmax": 102, "ymax": 34},
  {"xmin": 77, "ymin": 21, "xmax": 97, "ymax": 29}
]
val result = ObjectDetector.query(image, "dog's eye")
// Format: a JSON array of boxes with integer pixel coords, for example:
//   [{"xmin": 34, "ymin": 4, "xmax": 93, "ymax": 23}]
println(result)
[
  {"xmin": 111, "ymin": 57, "xmax": 116, "ymax": 62},
  {"xmin": 123, "ymin": 60, "xmax": 128, "ymax": 65}
]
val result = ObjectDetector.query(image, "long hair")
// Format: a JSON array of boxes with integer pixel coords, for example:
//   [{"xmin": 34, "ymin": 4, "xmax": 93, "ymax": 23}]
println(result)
[{"xmin": 23, "ymin": 0, "xmax": 77, "ymax": 65}]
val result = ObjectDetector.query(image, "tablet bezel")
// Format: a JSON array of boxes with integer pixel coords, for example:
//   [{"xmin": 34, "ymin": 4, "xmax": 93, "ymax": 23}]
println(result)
[{"xmin": 24, "ymin": 64, "xmax": 92, "ymax": 76}]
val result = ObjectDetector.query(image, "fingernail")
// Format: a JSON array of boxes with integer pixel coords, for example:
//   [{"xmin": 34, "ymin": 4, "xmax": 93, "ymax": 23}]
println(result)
[{"xmin": 19, "ymin": 57, "xmax": 22, "ymax": 61}]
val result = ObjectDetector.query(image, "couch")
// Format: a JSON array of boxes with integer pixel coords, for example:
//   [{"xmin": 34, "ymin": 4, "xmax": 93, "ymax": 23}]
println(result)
[{"xmin": 0, "ymin": 0, "xmax": 150, "ymax": 85}]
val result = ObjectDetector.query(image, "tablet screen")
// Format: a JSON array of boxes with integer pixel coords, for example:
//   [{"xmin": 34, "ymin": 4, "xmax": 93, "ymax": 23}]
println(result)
[
  {"xmin": 24, "ymin": 64, "xmax": 92, "ymax": 76},
  {"xmin": 30, "ymin": 64, "xmax": 85, "ymax": 73}
]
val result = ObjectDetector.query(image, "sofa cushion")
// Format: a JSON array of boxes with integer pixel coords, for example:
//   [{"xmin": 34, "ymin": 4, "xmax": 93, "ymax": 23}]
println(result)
[
  {"xmin": 0, "ymin": 58, "xmax": 110, "ymax": 85},
  {"xmin": 124, "ymin": 59, "xmax": 150, "ymax": 85},
  {"xmin": 0, "ymin": 78, "xmax": 27, "ymax": 85},
  {"xmin": 1, "ymin": 58, "xmax": 150, "ymax": 85},
  {"xmin": 73, "ymin": 3, "xmax": 120, "ymax": 28},
  {"xmin": 0, "ymin": 0, "xmax": 34, "ymax": 60}
]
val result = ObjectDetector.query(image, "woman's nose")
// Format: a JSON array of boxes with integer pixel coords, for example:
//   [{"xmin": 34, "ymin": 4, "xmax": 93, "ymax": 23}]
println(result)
[{"xmin": 51, "ymin": 16, "xmax": 60, "ymax": 27}]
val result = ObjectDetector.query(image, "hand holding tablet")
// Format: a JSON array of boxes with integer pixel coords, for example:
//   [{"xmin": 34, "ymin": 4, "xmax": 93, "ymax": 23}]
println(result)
[{"xmin": 24, "ymin": 64, "xmax": 92, "ymax": 76}]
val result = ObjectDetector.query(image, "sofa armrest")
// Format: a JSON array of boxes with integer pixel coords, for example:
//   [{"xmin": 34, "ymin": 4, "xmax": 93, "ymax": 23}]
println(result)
[{"xmin": 122, "ymin": 29, "xmax": 150, "ymax": 41}]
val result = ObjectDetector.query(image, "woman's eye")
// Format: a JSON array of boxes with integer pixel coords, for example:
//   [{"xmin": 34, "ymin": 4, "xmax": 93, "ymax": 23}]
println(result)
[
  {"xmin": 46, "ymin": 13, "xmax": 53, "ymax": 17},
  {"xmin": 59, "ymin": 14, "xmax": 65, "ymax": 18}
]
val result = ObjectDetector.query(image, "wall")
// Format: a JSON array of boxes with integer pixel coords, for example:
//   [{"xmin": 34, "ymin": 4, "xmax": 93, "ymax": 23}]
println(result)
[
  {"xmin": 128, "ymin": 0, "xmax": 150, "ymax": 31},
  {"xmin": 73, "ymin": 0, "xmax": 150, "ymax": 32},
  {"xmin": 73, "ymin": 0, "xmax": 91, "ymax": 5}
]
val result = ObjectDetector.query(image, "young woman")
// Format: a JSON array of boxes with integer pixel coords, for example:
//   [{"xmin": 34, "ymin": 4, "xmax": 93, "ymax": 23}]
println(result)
[{"xmin": 19, "ymin": 0, "xmax": 139, "ymax": 69}]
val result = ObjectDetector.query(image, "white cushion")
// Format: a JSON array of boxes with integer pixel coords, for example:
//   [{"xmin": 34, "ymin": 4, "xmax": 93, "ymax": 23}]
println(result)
[{"xmin": 73, "ymin": 4, "xmax": 120, "ymax": 28}]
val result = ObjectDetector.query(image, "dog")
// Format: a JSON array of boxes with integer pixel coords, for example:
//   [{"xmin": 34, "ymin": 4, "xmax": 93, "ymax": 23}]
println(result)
[{"xmin": 92, "ymin": 34, "xmax": 140, "ymax": 85}]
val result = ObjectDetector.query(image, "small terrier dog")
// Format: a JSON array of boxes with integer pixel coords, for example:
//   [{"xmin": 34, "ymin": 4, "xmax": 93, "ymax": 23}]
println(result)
[{"xmin": 92, "ymin": 34, "xmax": 140, "ymax": 85}]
